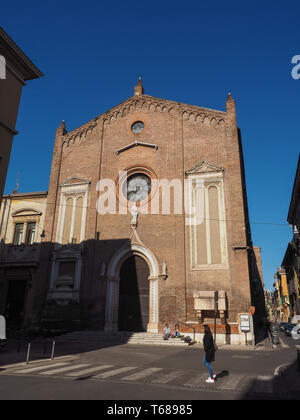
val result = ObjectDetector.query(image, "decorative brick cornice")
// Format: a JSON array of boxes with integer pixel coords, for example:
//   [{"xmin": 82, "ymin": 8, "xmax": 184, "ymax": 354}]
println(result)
[
  {"xmin": 61, "ymin": 94, "xmax": 227, "ymax": 149},
  {"xmin": 62, "ymin": 120, "xmax": 98, "ymax": 148},
  {"xmin": 103, "ymin": 95, "xmax": 226, "ymax": 127}
]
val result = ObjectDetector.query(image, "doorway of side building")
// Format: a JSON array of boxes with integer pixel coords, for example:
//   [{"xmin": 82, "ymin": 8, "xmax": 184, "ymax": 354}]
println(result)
[
  {"xmin": 5, "ymin": 278, "xmax": 28, "ymax": 329},
  {"xmin": 118, "ymin": 255, "xmax": 150, "ymax": 332}
]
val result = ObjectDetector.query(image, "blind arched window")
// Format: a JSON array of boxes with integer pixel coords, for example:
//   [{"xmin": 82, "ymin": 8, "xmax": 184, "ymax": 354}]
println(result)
[{"xmin": 188, "ymin": 170, "xmax": 228, "ymax": 270}]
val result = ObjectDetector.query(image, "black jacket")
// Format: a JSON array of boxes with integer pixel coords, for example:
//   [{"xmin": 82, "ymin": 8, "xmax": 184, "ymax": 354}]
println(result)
[{"xmin": 203, "ymin": 334, "xmax": 215, "ymax": 362}]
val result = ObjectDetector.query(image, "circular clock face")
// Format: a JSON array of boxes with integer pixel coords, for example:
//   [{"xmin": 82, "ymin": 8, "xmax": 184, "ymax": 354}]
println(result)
[
  {"xmin": 123, "ymin": 173, "xmax": 151, "ymax": 203},
  {"xmin": 131, "ymin": 121, "xmax": 144, "ymax": 134}
]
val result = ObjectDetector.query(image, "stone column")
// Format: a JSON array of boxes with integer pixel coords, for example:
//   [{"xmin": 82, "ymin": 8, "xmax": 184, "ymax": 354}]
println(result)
[{"xmin": 147, "ymin": 276, "xmax": 159, "ymax": 333}]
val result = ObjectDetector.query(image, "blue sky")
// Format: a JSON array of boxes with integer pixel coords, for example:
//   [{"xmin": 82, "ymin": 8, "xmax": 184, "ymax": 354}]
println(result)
[{"xmin": 2, "ymin": 0, "xmax": 299, "ymax": 290}]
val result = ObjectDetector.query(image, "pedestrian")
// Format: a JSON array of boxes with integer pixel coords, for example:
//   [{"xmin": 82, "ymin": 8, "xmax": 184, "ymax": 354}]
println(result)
[
  {"xmin": 203, "ymin": 324, "xmax": 216, "ymax": 383},
  {"xmin": 174, "ymin": 324, "xmax": 180, "ymax": 338},
  {"xmin": 163, "ymin": 324, "xmax": 171, "ymax": 340}
]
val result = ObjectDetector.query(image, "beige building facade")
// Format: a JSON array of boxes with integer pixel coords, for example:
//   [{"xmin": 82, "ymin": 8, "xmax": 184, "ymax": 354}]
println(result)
[{"xmin": 0, "ymin": 191, "xmax": 47, "ymax": 328}]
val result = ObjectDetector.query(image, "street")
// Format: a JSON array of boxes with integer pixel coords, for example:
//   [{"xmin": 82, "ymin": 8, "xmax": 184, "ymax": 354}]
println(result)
[{"xmin": 0, "ymin": 332, "xmax": 299, "ymax": 401}]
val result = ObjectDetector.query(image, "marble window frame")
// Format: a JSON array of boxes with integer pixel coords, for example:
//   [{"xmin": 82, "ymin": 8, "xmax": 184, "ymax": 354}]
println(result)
[{"xmin": 187, "ymin": 171, "xmax": 228, "ymax": 271}]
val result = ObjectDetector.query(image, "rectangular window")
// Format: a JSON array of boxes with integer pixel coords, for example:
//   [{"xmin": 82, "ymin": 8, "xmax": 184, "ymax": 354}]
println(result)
[
  {"xmin": 25, "ymin": 222, "xmax": 36, "ymax": 245},
  {"xmin": 13, "ymin": 223, "xmax": 24, "ymax": 245},
  {"xmin": 55, "ymin": 260, "xmax": 76, "ymax": 288}
]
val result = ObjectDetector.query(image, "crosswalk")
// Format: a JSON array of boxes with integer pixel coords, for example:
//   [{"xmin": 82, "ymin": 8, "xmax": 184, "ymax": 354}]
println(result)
[{"xmin": 0, "ymin": 360, "xmax": 277, "ymax": 395}]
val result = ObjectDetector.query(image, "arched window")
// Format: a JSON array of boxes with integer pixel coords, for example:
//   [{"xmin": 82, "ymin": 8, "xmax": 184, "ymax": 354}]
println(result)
[
  {"xmin": 188, "ymin": 169, "xmax": 228, "ymax": 269},
  {"xmin": 61, "ymin": 195, "xmax": 85, "ymax": 244},
  {"xmin": 73, "ymin": 196, "xmax": 83, "ymax": 244},
  {"xmin": 56, "ymin": 178, "xmax": 90, "ymax": 246},
  {"xmin": 62, "ymin": 197, "xmax": 73, "ymax": 244}
]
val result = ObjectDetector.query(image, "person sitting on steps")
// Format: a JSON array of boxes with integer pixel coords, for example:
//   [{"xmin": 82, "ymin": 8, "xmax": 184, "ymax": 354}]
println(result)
[{"xmin": 163, "ymin": 324, "xmax": 171, "ymax": 340}]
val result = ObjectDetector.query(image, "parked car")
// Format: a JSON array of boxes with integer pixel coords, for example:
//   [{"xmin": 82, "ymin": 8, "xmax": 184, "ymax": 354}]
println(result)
[
  {"xmin": 285, "ymin": 323, "xmax": 297, "ymax": 336},
  {"xmin": 0, "ymin": 315, "xmax": 6, "ymax": 349},
  {"xmin": 291, "ymin": 315, "xmax": 300, "ymax": 324},
  {"xmin": 291, "ymin": 324, "xmax": 300, "ymax": 340},
  {"xmin": 279, "ymin": 322, "xmax": 289, "ymax": 332}
]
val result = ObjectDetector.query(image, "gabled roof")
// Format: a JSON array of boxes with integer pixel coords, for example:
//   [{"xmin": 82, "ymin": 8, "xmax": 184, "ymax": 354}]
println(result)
[
  {"xmin": 62, "ymin": 93, "xmax": 227, "ymax": 140},
  {"xmin": 59, "ymin": 177, "xmax": 91, "ymax": 187}
]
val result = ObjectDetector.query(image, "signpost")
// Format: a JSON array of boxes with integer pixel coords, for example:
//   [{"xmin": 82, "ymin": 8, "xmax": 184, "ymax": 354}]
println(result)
[
  {"xmin": 214, "ymin": 291, "xmax": 218, "ymax": 343},
  {"xmin": 240, "ymin": 314, "xmax": 251, "ymax": 346}
]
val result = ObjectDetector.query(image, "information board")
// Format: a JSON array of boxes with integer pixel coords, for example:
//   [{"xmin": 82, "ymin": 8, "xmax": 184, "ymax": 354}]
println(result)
[{"xmin": 240, "ymin": 314, "xmax": 250, "ymax": 333}]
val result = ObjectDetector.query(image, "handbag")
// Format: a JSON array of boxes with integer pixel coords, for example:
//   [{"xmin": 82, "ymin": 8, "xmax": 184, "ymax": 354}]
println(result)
[{"xmin": 213, "ymin": 342, "xmax": 218, "ymax": 352}]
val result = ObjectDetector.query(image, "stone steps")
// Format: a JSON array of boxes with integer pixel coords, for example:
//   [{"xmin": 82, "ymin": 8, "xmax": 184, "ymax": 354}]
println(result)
[{"xmin": 54, "ymin": 331, "xmax": 196, "ymax": 346}]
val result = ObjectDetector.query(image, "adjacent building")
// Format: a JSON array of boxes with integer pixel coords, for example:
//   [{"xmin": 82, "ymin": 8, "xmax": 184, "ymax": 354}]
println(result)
[
  {"xmin": 264, "ymin": 290, "xmax": 273, "ymax": 320},
  {"xmin": 272, "ymin": 267, "xmax": 291, "ymax": 322},
  {"xmin": 0, "ymin": 191, "xmax": 47, "ymax": 329},
  {"xmin": 282, "ymin": 155, "xmax": 300, "ymax": 317},
  {"xmin": 0, "ymin": 27, "xmax": 43, "ymax": 204}
]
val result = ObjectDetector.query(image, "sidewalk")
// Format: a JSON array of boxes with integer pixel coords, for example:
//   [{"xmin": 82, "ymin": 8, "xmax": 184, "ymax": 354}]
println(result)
[{"xmin": 1, "ymin": 335, "xmax": 274, "ymax": 368}]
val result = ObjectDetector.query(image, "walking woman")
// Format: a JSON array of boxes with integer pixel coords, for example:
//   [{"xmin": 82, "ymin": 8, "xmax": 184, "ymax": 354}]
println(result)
[{"xmin": 203, "ymin": 324, "xmax": 216, "ymax": 383}]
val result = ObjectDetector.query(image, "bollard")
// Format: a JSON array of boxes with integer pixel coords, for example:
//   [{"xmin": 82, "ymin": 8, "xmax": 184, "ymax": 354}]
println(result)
[
  {"xmin": 297, "ymin": 350, "xmax": 300, "ymax": 372},
  {"xmin": 26, "ymin": 343, "xmax": 31, "ymax": 364},
  {"xmin": 51, "ymin": 340, "xmax": 55, "ymax": 360}
]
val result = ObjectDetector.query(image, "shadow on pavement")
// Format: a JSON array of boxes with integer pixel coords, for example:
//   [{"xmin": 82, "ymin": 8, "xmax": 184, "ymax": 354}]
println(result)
[
  {"xmin": 239, "ymin": 359, "xmax": 300, "ymax": 400},
  {"xmin": 0, "ymin": 334, "xmax": 135, "ymax": 366}
]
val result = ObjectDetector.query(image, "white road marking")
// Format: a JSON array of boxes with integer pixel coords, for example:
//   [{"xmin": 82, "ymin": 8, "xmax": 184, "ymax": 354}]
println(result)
[
  {"xmin": 66, "ymin": 365, "xmax": 114, "ymax": 377},
  {"xmin": 121, "ymin": 367, "xmax": 163, "ymax": 381},
  {"xmin": 39, "ymin": 364, "xmax": 90, "ymax": 375},
  {"xmin": 14, "ymin": 363, "xmax": 69, "ymax": 374},
  {"xmin": 232, "ymin": 355, "xmax": 253, "ymax": 359},
  {"xmin": 94, "ymin": 366, "xmax": 136, "ymax": 379},
  {"xmin": 151, "ymin": 370, "xmax": 185, "ymax": 384},
  {"xmin": 184, "ymin": 374, "xmax": 207, "ymax": 388}
]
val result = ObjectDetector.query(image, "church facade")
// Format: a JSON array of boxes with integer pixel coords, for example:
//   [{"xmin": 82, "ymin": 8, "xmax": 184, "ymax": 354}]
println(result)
[{"xmin": 33, "ymin": 78, "xmax": 264, "ymax": 343}]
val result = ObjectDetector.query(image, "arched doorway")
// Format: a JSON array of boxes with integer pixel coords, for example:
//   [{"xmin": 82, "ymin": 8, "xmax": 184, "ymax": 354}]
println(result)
[
  {"xmin": 105, "ymin": 243, "xmax": 159, "ymax": 333},
  {"xmin": 118, "ymin": 255, "xmax": 150, "ymax": 331}
]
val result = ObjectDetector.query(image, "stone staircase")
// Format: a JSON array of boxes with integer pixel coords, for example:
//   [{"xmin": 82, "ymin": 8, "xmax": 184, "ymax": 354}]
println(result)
[{"xmin": 54, "ymin": 331, "xmax": 197, "ymax": 346}]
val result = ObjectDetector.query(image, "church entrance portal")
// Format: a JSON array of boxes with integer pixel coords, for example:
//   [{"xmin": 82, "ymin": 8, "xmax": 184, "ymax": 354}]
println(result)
[{"xmin": 118, "ymin": 255, "xmax": 150, "ymax": 332}]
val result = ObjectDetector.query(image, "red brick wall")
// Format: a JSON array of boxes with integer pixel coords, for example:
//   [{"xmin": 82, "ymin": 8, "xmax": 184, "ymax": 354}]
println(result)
[{"xmin": 37, "ymin": 93, "xmax": 253, "ymax": 330}]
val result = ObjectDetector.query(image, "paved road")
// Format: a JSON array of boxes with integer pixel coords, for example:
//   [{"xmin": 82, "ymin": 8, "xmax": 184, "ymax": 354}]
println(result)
[{"xmin": 0, "ymin": 335, "xmax": 299, "ymax": 400}]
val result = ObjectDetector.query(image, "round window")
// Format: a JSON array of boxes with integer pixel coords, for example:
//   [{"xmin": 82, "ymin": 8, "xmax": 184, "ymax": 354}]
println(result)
[
  {"xmin": 123, "ymin": 173, "xmax": 151, "ymax": 203},
  {"xmin": 131, "ymin": 121, "xmax": 144, "ymax": 134}
]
